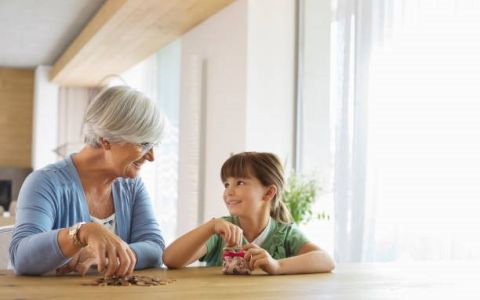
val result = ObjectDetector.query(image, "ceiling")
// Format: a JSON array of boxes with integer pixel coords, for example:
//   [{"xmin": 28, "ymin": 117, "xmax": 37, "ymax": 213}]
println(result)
[
  {"xmin": 0, "ymin": 0, "xmax": 235, "ymax": 85},
  {"xmin": 0, "ymin": 0, "xmax": 104, "ymax": 69}
]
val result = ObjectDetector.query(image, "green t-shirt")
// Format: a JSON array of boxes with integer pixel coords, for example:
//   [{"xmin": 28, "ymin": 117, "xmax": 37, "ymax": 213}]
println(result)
[{"xmin": 199, "ymin": 216, "xmax": 310, "ymax": 266}]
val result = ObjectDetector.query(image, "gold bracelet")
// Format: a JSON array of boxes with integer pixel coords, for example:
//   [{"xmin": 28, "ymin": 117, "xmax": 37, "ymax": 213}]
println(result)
[{"xmin": 68, "ymin": 222, "xmax": 87, "ymax": 248}]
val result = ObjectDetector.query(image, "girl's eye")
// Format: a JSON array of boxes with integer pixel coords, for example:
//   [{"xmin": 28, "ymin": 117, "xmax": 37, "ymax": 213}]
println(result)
[
  {"xmin": 237, "ymin": 180, "xmax": 245, "ymax": 186},
  {"xmin": 224, "ymin": 182, "xmax": 230, "ymax": 188}
]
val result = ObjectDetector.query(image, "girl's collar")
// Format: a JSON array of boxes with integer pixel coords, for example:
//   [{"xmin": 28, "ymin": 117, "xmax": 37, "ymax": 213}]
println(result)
[{"xmin": 237, "ymin": 216, "xmax": 273, "ymax": 246}]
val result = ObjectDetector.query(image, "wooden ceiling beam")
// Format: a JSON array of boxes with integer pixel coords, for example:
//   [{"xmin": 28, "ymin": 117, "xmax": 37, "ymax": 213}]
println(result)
[{"xmin": 50, "ymin": 0, "xmax": 234, "ymax": 87}]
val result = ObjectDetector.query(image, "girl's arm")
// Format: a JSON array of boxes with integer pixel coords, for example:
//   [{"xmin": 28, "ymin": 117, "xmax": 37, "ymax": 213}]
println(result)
[
  {"xmin": 243, "ymin": 242, "xmax": 335, "ymax": 275},
  {"xmin": 163, "ymin": 218, "xmax": 243, "ymax": 268},
  {"xmin": 277, "ymin": 243, "xmax": 335, "ymax": 274}
]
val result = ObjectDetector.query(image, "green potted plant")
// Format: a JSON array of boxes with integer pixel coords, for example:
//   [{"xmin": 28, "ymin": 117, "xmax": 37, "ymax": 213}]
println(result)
[{"xmin": 282, "ymin": 173, "xmax": 328, "ymax": 225}]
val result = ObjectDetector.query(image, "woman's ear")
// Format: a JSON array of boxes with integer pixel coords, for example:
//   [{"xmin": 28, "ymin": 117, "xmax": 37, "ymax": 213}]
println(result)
[
  {"xmin": 263, "ymin": 185, "xmax": 277, "ymax": 202},
  {"xmin": 100, "ymin": 138, "xmax": 111, "ymax": 150}
]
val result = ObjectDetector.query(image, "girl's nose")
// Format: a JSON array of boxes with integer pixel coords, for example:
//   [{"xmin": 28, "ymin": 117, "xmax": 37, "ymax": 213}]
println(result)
[{"xmin": 225, "ymin": 186, "xmax": 234, "ymax": 195}]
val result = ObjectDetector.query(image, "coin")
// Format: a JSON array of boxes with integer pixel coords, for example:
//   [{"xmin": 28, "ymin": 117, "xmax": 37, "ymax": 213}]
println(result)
[{"xmin": 90, "ymin": 274, "xmax": 175, "ymax": 287}]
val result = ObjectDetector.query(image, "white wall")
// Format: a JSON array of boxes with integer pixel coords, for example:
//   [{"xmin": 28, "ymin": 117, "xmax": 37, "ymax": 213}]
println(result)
[
  {"xmin": 178, "ymin": 0, "xmax": 248, "ymax": 235},
  {"xmin": 32, "ymin": 66, "xmax": 59, "ymax": 170},
  {"xmin": 177, "ymin": 0, "xmax": 296, "ymax": 235},
  {"xmin": 299, "ymin": 0, "xmax": 334, "ymax": 254},
  {"xmin": 246, "ymin": 0, "xmax": 296, "ymax": 165}
]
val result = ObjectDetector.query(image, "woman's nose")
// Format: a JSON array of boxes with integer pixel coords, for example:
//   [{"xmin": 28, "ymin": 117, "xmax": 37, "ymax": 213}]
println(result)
[{"xmin": 144, "ymin": 148, "xmax": 154, "ymax": 161}]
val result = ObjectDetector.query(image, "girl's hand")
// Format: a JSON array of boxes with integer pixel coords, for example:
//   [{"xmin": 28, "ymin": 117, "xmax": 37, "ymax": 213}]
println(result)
[
  {"xmin": 78, "ymin": 223, "xmax": 137, "ymax": 277},
  {"xmin": 210, "ymin": 218, "xmax": 243, "ymax": 247},
  {"xmin": 243, "ymin": 243, "xmax": 281, "ymax": 274}
]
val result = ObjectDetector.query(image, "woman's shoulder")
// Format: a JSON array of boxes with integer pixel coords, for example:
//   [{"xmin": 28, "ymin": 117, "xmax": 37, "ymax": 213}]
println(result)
[
  {"xmin": 113, "ymin": 176, "xmax": 144, "ymax": 191},
  {"xmin": 112, "ymin": 177, "xmax": 148, "ymax": 204},
  {"xmin": 18, "ymin": 158, "xmax": 82, "ymax": 206},
  {"xmin": 24, "ymin": 158, "xmax": 76, "ymax": 187}
]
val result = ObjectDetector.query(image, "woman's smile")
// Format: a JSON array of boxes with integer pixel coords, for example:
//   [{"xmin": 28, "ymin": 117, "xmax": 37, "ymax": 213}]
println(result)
[{"xmin": 132, "ymin": 161, "xmax": 143, "ymax": 170}]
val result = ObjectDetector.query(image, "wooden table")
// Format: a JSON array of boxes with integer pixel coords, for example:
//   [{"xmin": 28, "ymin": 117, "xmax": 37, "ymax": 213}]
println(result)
[{"xmin": 1, "ymin": 263, "xmax": 479, "ymax": 299}]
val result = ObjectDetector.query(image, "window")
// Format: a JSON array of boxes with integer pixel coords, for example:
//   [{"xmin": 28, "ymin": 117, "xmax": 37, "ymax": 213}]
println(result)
[
  {"xmin": 367, "ymin": 0, "xmax": 480, "ymax": 261},
  {"xmin": 330, "ymin": 0, "xmax": 480, "ymax": 262},
  {"xmin": 122, "ymin": 40, "xmax": 181, "ymax": 244}
]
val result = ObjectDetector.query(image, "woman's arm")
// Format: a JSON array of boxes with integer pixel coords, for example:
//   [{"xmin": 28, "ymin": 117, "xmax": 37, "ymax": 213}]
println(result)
[
  {"xmin": 59, "ymin": 222, "xmax": 137, "ymax": 277},
  {"xmin": 9, "ymin": 171, "xmax": 69, "ymax": 275},
  {"xmin": 10, "ymin": 171, "xmax": 137, "ymax": 276},
  {"xmin": 128, "ymin": 179, "xmax": 166, "ymax": 269},
  {"xmin": 243, "ymin": 242, "xmax": 335, "ymax": 275},
  {"xmin": 163, "ymin": 218, "xmax": 243, "ymax": 269}
]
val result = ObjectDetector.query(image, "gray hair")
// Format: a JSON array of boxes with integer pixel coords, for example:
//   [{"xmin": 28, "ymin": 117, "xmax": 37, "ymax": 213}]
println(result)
[{"xmin": 83, "ymin": 85, "xmax": 164, "ymax": 147}]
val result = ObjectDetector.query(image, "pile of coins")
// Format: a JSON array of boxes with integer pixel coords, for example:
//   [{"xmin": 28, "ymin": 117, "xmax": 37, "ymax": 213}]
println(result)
[{"xmin": 90, "ymin": 275, "xmax": 175, "ymax": 287}]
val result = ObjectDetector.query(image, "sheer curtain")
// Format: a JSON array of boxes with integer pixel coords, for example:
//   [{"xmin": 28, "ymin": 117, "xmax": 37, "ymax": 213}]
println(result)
[
  {"xmin": 333, "ymin": 0, "xmax": 480, "ymax": 262},
  {"xmin": 332, "ymin": 0, "xmax": 383, "ymax": 263}
]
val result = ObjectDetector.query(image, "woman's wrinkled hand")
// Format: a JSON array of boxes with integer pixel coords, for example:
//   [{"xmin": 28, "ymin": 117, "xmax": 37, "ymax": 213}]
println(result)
[
  {"xmin": 77, "ymin": 223, "xmax": 137, "ymax": 277},
  {"xmin": 56, "ymin": 245, "xmax": 98, "ymax": 276}
]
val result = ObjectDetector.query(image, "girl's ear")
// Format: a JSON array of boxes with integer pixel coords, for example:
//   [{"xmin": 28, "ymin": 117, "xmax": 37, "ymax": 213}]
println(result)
[{"xmin": 263, "ymin": 185, "xmax": 277, "ymax": 202}]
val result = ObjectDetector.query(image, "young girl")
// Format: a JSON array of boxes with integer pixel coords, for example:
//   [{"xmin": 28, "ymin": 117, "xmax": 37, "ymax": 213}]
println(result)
[{"xmin": 163, "ymin": 152, "xmax": 335, "ymax": 274}]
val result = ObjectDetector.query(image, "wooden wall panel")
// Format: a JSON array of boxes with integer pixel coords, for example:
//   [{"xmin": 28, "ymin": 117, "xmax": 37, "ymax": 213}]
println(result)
[{"xmin": 0, "ymin": 68, "xmax": 34, "ymax": 168}]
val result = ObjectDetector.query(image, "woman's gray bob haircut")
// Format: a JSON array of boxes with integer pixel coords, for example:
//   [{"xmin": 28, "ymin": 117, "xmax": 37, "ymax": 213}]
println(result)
[{"xmin": 83, "ymin": 85, "xmax": 164, "ymax": 147}]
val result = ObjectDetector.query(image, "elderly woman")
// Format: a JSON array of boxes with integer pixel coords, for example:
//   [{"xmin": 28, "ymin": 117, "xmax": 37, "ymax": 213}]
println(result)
[{"xmin": 9, "ymin": 86, "xmax": 165, "ymax": 277}]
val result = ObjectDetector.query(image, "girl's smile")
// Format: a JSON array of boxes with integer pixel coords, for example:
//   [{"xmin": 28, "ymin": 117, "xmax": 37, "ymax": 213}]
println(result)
[{"xmin": 225, "ymin": 199, "xmax": 242, "ymax": 208}]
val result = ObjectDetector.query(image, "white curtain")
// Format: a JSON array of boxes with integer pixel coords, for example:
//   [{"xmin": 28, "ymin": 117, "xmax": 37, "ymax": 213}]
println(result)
[
  {"xmin": 333, "ymin": 0, "xmax": 480, "ymax": 262},
  {"xmin": 332, "ymin": 0, "xmax": 381, "ymax": 263}
]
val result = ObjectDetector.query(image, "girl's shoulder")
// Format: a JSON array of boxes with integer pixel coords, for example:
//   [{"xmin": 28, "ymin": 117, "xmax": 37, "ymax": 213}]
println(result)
[
  {"xmin": 264, "ymin": 219, "xmax": 309, "ymax": 258},
  {"xmin": 273, "ymin": 221, "xmax": 309, "ymax": 244},
  {"xmin": 270, "ymin": 219, "xmax": 299, "ymax": 234}
]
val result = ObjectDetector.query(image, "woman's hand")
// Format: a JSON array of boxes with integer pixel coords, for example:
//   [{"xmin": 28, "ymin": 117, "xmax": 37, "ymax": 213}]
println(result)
[
  {"xmin": 56, "ymin": 245, "xmax": 98, "ymax": 276},
  {"xmin": 210, "ymin": 219, "xmax": 243, "ymax": 247},
  {"xmin": 77, "ymin": 223, "xmax": 137, "ymax": 277},
  {"xmin": 243, "ymin": 243, "xmax": 281, "ymax": 274}
]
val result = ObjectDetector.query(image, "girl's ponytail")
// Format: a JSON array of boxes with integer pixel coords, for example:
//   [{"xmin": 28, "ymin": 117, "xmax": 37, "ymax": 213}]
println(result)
[{"xmin": 270, "ymin": 196, "xmax": 292, "ymax": 224}]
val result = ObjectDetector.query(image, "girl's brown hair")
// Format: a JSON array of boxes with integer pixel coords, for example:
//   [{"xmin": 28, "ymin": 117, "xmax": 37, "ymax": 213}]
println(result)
[{"xmin": 220, "ymin": 152, "xmax": 292, "ymax": 224}]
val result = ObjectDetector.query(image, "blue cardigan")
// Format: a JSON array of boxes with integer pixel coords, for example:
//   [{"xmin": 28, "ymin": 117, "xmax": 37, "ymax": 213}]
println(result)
[{"xmin": 9, "ymin": 156, "xmax": 165, "ymax": 275}]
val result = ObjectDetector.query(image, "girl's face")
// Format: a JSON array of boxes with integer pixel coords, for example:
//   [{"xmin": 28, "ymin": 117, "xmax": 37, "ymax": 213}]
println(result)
[
  {"xmin": 106, "ymin": 142, "xmax": 155, "ymax": 178},
  {"xmin": 222, "ymin": 176, "xmax": 271, "ymax": 217}
]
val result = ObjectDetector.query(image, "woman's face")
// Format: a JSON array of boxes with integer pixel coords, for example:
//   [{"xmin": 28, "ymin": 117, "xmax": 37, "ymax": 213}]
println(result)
[{"xmin": 107, "ymin": 142, "xmax": 155, "ymax": 178}]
